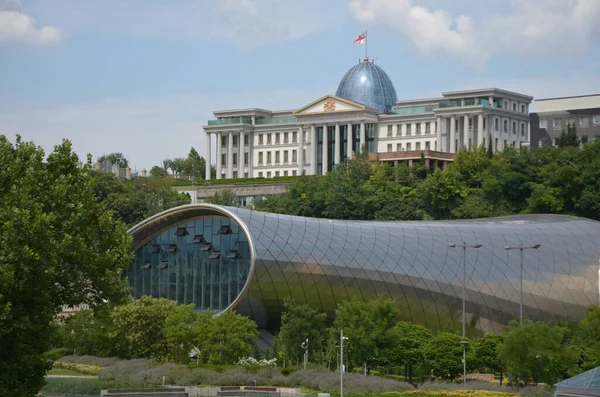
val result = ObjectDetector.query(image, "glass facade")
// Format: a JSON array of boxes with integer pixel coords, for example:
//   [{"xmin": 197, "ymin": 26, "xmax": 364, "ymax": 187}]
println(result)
[
  {"xmin": 336, "ymin": 59, "xmax": 398, "ymax": 113},
  {"xmin": 127, "ymin": 215, "xmax": 251, "ymax": 312},
  {"xmin": 128, "ymin": 206, "xmax": 600, "ymax": 336}
]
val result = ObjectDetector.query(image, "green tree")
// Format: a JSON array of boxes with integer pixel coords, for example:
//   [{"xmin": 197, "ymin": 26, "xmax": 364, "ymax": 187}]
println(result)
[
  {"xmin": 205, "ymin": 189, "xmax": 240, "ymax": 207},
  {"xmin": 581, "ymin": 305, "xmax": 600, "ymax": 339},
  {"xmin": 97, "ymin": 152, "xmax": 129, "ymax": 168},
  {"xmin": 276, "ymin": 298, "xmax": 327, "ymax": 367},
  {"xmin": 184, "ymin": 147, "xmax": 207, "ymax": 180},
  {"xmin": 204, "ymin": 311, "xmax": 258, "ymax": 364},
  {"xmin": 497, "ymin": 320, "xmax": 576, "ymax": 385},
  {"xmin": 0, "ymin": 136, "xmax": 132, "ymax": 397},
  {"xmin": 150, "ymin": 165, "xmax": 168, "ymax": 178},
  {"xmin": 423, "ymin": 332, "xmax": 466, "ymax": 381},
  {"xmin": 163, "ymin": 304, "xmax": 209, "ymax": 364},
  {"xmin": 473, "ymin": 334, "xmax": 504, "ymax": 383},
  {"xmin": 556, "ymin": 123, "xmax": 580, "ymax": 148},
  {"xmin": 110, "ymin": 297, "xmax": 177, "ymax": 359},
  {"xmin": 58, "ymin": 309, "xmax": 116, "ymax": 357},
  {"xmin": 334, "ymin": 298, "xmax": 397, "ymax": 374},
  {"xmin": 385, "ymin": 321, "xmax": 432, "ymax": 383},
  {"xmin": 418, "ymin": 169, "xmax": 465, "ymax": 219}
]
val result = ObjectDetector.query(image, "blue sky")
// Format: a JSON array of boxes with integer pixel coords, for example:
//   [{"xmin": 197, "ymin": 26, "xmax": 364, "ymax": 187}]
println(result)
[{"xmin": 2, "ymin": 0, "xmax": 600, "ymax": 171}]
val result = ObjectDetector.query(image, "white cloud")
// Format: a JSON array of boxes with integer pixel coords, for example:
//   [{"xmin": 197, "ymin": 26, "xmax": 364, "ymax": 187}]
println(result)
[
  {"xmin": 0, "ymin": 9, "xmax": 62, "ymax": 46},
  {"xmin": 348, "ymin": 0, "xmax": 600, "ymax": 62},
  {"xmin": 0, "ymin": 89, "xmax": 328, "ymax": 171}
]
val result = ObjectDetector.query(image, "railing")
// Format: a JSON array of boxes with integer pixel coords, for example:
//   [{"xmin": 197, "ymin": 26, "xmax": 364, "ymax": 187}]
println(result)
[
  {"xmin": 207, "ymin": 117, "xmax": 252, "ymax": 125},
  {"xmin": 255, "ymin": 117, "xmax": 297, "ymax": 125},
  {"xmin": 387, "ymin": 106, "xmax": 435, "ymax": 115}
]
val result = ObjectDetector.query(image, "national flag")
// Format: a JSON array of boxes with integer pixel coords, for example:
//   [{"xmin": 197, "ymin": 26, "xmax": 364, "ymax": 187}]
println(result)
[{"xmin": 354, "ymin": 32, "xmax": 366, "ymax": 44}]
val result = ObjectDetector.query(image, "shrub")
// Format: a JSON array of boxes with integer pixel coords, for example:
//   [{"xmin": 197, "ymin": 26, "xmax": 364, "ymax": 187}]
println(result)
[
  {"xmin": 53, "ymin": 362, "xmax": 103, "ymax": 376},
  {"xmin": 41, "ymin": 348, "xmax": 72, "ymax": 362},
  {"xmin": 418, "ymin": 382, "xmax": 517, "ymax": 393},
  {"xmin": 398, "ymin": 390, "xmax": 519, "ymax": 397},
  {"xmin": 98, "ymin": 358, "xmax": 155, "ymax": 382},
  {"xmin": 281, "ymin": 367, "xmax": 297, "ymax": 376},
  {"xmin": 57, "ymin": 355, "xmax": 119, "ymax": 367}
]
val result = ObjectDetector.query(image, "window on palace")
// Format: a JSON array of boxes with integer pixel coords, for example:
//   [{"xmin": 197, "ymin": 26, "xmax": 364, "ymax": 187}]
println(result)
[
  {"xmin": 521, "ymin": 104, "xmax": 525, "ymax": 113},
  {"xmin": 554, "ymin": 119, "xmax": 562, "ymax": 128},
  {"xmin": 259, "ymin": 134, "xmax": 264, "ymax": 144},
  {"xmin": 495, "ymin": 118, "xmax": 499, "ymax": 131},
  {"xmin": 387, "ymin": 125, "xmax": 392, "ymax": 136},
  {"xmin": 244, "ymin": 153, "xmax": 248, "ymax": 166},
  {"xmin": 267, "ymin": 171, "xmax": 271, "ymax": 178},
  {"xmin": 581, "ymin": 118, "xmax": 589, "ymax": 128},
  {"xmin": 293, "ymin": 131, "xmax": 297, "ymax": 143},
  {"xmin": 387, "ymin": 144, "xmax": 392, "ymax": 152},
  {"xmin": 267, "ymin": 152, "xmax": 272, "ymax": 164},
  {"xmin": 275, "ymin": 151, "xmax": 280, "ymax": 164},
  {"xmin": 407, "ymin": 142, "xmax": 412, "ymax": 150},
  {"xmin": 426, "ymin": 123, "xmax": 431, "ymax": 134},
  {"xmin": 302, "ymin": 149, "xmax": 305, "ymax": 162},
  {"xmin": 512, "ymin": 122, "xmax": 516, "ymax": 134},
  {"xmin": 503, "ymin": 120, "xmax": 508, "ymax": 132},
  {"xmin": 284, "ymin": 151, "xmax": 289, "ymax": 163},
  {"xmin": 292, "ymin": 170, "xmax": 297, "ymax": 176},
  {"xmin": 397, "ymin": 143, "xmax": 401, "ymax": 151},
  {"xmin": 244, "ymin": 134, "xmax": 249, "ymax": 146},
  {"xmin": 233, "ymin": 153, "xmax": 237, "ymax": 166},
  {"xmin": 267, "ymin": 134, "xmax": 272, "ymax": 144},
  {"xmin": 233, "ymin": 135, "xmax": 238, "ymax": 147},
  {"xmin": 258, "ymin": 172, "xmax": 263, "ymax": 177},
  {"xmin": 416, "ymin": 142, "xmax": 421, "ymax": 150},
  {"xmin": 521, "ymin": 124, "xmax": 525, "ymax": 136},
  {"xmin": 284, "ymin": 132, "xmax": 289, "ymax": 143},
  {"xmin": 258, "ymin": 152, "xmax": 263, "ymax": 165},
  {"xmin": 513, "ymin": 103, "xmax": 517, "ymax": 111},
  {"xmin": 275, "ymin": 171, "xmax": 280, "ymax": 177},
  {"xmin": 293, "ymin": 150, "xmax": 297, "ymax": 163},
  {"xmin": 276, "ymin": 133, "xmax": 280, "ymax": 144},
  {"xmin": 425, "ymin": 141, "xmax": 430, "ymax": 150},
  {"xmin": 284, "ymin": 170, "xmax": 288, "ymax": 176},
  {"xmin": 221, "ymin": 136, "xmax": 226, "ymax": 147}
]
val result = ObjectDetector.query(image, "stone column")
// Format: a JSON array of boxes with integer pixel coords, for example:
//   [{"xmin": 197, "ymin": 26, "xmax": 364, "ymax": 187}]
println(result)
[
  {"xmin": 359, "ymin": 122, "xmax": 365, "ymax": 152},
  {"xmin": 216, "ymin": 133, "xmax": 222, "ymax": 179},
  {"xmin": 297, "ymin": 126, "xmax": 304, "ymax": 174},
  {"xmin": 238, "ymin": 132, "xmax": 244, "ymax": 177},
  {"xmin": 347, "ymin": 123, "xmax": 353, "ymax": 159},
  {"xmin": 489, "ymin": 114, "xmax": 494, "ymax": 152},
  {"xmin": 450, "ymin": 116, "xmax": 456, "ymax": 153},
  {"xmin": 436, "ymin": 117, "xmax": 443, "ymax": 152},
  {"xmin": 205, "ymin": 132, "xmax": 211, "ymax": 180},
  {"xmin": 334, "ymin": 123, "xmax": 341, "ymax": 164},
  {"xmin": 310, "ymin": 125, "xmax": 316, "ymax": 175},
  {"xmin": 248, "ymin": 132, "xmax": 254, "ymax": 178},
  {"xmin": 464, "ymin": 115, "xmax": 469, "ymax": 150},
  {"xmin": 477, "ymin": 114, "xmax": 484, "ymax": 148},
  {"xmin": 322, "ymin": 125, "xmax": 329, "ymax": 175},
  {"xmin": 412, "ymin": 122, "xmax": 417, "ymax": 136},
  {"xmin": 420, "ymin": 122, "xmax": 426, "ymax": 136},
  {"xmin": 227, "ymin": 131, "xmax": 233, "ymax": 179}
]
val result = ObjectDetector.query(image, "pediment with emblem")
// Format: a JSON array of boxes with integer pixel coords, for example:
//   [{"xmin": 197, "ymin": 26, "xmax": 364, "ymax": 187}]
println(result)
[{"xmin": 293, "ymin": 95, "xmax": 367, "ymax": 116}]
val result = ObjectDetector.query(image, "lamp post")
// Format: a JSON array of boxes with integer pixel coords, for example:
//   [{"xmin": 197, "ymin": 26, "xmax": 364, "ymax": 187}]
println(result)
[
  {"xmin": 340, "ymin": 330, "xmax": 348, "ymax": 397},
  {"xmin": 459, "ymin": 340, "xmax": 469, "ymax": 384},
  {"xmin": 448, "ymin": 242, "xmax": 482, "ymax": 338},
  {"xmin": 504, "ymin": 244, "xmax": 541, "ymax": 325}
]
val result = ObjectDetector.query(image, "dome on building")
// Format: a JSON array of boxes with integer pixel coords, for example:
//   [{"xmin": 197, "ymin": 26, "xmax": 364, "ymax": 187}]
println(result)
[{"xmin": 336, "ymin": 58, "xmax": 398, "ymax": 114}]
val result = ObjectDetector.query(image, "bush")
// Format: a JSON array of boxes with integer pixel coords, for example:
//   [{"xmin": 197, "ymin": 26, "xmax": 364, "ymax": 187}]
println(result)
[
  {"xmin": 57, "ymin": 355, "xmax": 119, "ymax": 367},
  {"xmin": 397, "ymin": 390, "xmax": 518, "ymax": 397},
  {"xmin": 281, "ymin": 367, "xmax": 297, "ymax": 376},
  {"xmin": 53, "ymin": 362, "xmax": 103, "ymax": 376},
  {"xmin": 418, "ymin": 382, "xmax": 517, "ymax": 392},
  {"xmin": 518, "ymin": 386, "xmax": 552, "ymax": 397},
  {"xmin": 41, "ymin": 347, "xmax": 72, "ymax": 362}
]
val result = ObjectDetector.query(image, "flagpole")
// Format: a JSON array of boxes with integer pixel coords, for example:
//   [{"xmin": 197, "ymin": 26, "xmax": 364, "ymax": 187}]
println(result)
[{"xmin": 365, "ymin": 30, "xmax": 368, "ymax": 60}]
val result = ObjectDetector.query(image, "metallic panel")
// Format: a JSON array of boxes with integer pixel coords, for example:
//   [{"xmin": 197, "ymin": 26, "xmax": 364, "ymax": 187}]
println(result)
[{"xmin": 128, "ymin": 205, "xmax": 600, "ymax": 335}]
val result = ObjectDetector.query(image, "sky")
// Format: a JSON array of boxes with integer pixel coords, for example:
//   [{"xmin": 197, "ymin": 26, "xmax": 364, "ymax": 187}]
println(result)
[{"xmin": 1, "ymin": 0, "xmax": 600, "ymax": 171}]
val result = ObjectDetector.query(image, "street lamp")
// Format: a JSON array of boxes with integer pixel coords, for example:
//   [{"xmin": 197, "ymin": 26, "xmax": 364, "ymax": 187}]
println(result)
[
  {"xmin": 459, "ymin": 340, "xmax": 469, "ymax": 384},
  {"xmin": 340, "ymin": 330, "xmax": 348, "ymax": 397},
  {"xmin": 448, "ymin": 242, "xmax": 483, "ymax": 338},
  {"xmin": 504, "ymin": 244, "xmax": 541, "ymax": 325}
]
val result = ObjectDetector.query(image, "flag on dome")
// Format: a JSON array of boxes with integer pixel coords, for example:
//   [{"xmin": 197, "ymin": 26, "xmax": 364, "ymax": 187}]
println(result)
[{"xmin": 354, "ymin": 32, "xmax": 366, "ymax": 44}]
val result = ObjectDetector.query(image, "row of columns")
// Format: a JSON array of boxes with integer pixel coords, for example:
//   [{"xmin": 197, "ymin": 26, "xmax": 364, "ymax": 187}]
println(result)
[
  {"xmin": 437, "ymin": 113, "xmax": 528, "ymax": 153},
  {"xmin": 311, "ymin": 121, "xmax": 366, "ymax": 175}
]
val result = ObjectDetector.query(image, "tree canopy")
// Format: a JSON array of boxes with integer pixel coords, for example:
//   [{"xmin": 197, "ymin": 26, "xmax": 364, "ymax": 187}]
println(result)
[
  {"xmin": 97, "ymin": 152, "xmax": 129, "ymax": 168},
  {"xmin": 0, "ymin": 136, "xmax": 132, "ymax": 396}
]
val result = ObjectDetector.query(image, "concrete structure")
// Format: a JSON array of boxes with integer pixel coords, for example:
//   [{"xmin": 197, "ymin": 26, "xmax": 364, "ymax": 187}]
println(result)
[
  {"xmin": 126, "ymin": 204, "xmax": 600, "ymax": 335},
  {"xmin": 530, "ymin": 94, "xmax": 600, "ymax": 148},
  {"xmin": 175, "ymin": 183, "xmax": 289, "ymax": 207},
  {"xmin": 203, "ymin": 58, "xmax": 533, "ymax": 180}
]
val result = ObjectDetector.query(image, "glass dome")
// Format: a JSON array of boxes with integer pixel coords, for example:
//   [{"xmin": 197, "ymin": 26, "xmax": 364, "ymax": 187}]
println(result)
[{"xmin": 336, "ymin": 58, "xmax": 398, "ymax": 114}]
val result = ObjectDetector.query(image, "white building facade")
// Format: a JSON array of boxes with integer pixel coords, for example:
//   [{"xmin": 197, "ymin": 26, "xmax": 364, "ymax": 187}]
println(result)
[{"xmin": 203, "ymin": 60, "xmax": 533, "ymax": 180}]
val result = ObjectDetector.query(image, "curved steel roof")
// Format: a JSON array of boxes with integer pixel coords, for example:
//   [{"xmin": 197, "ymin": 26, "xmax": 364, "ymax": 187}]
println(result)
[{"xmin": 128, "ymin": 205, "xmax": 600, "ymax": 333}]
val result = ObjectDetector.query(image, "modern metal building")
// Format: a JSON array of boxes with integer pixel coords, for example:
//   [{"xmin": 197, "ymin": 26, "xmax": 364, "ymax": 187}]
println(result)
[
  {"xmin": 202, "ymin": 58, "xmax": 533, "ymax": 181},
  {"xmin": 126, "ymin": 204, "xmax": 600, "ymax": 335}
]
